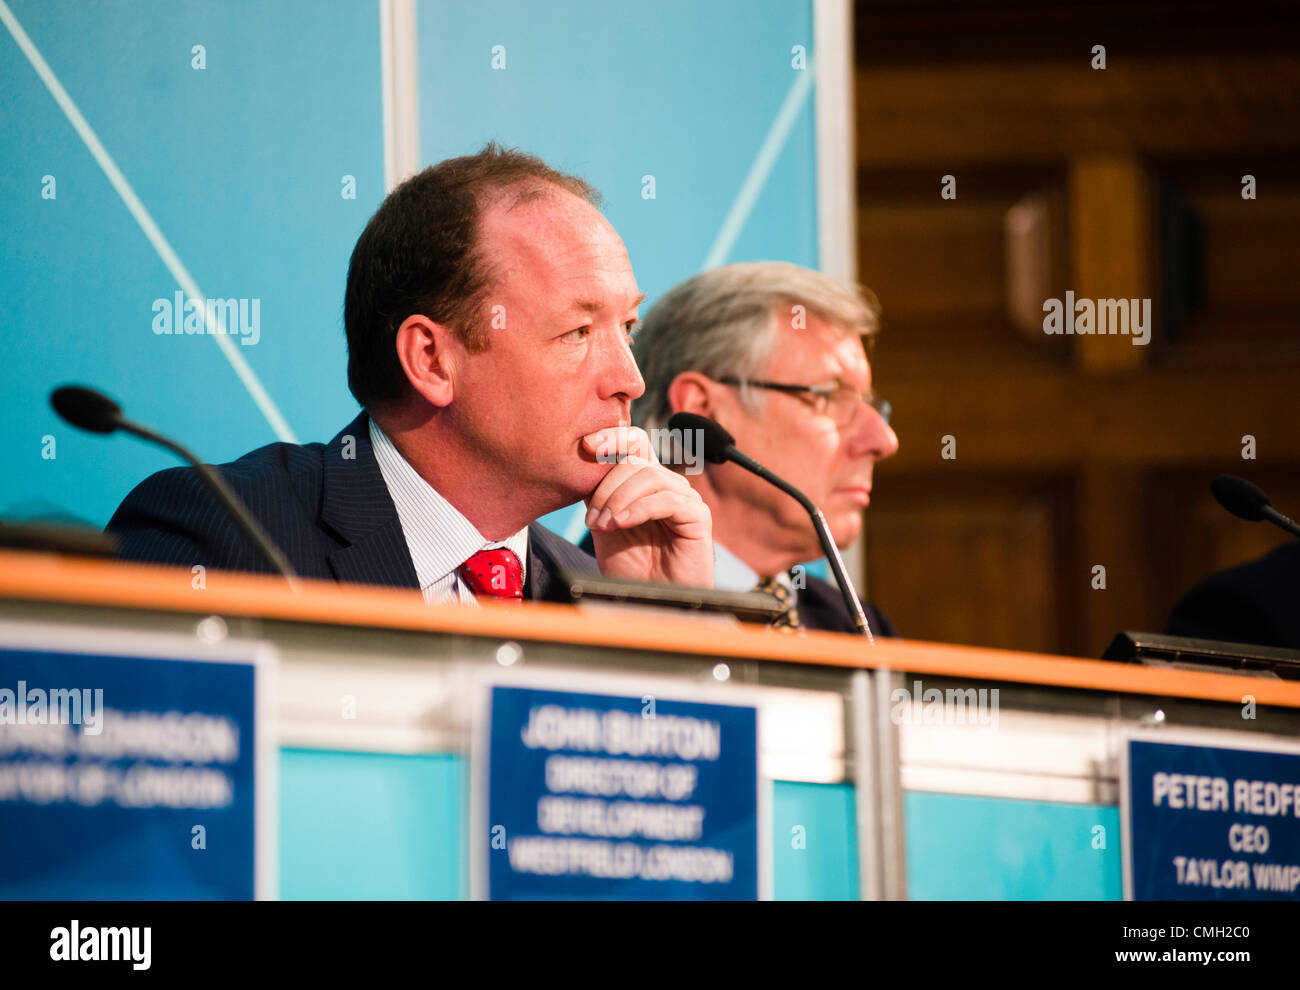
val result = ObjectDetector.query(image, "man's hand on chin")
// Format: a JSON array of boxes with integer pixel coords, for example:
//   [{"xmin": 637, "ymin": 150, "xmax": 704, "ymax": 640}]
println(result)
[{"xmin": 580, "ymin": 426, "xmax": 713, "ymax": 588}]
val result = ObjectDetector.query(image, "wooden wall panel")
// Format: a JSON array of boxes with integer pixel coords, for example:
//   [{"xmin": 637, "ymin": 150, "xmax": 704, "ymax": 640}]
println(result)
[
  {"xmin": 858, "ymin": 202, "xmax": 1005, "ymax": 326},
  {"xmin": 863, "ymin": 480, "xmax": 1066, "ymax": 653},
  {"xmin": 851, "ymin": 5, "xmax": 1300, "ymax": 657},
  {"xmin": 855, "ymin": 57, "xmax": 1300, "ymax": 168}
]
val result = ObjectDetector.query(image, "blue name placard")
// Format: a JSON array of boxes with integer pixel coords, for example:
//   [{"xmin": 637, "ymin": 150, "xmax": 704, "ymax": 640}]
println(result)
[
  {"xmin": 1124, "ymin": 738, "xmax": 1300, "ymax": 900},
  {"xmin": 479, "ymin": 683, "xmax": 760, "ymax": 900},
  {"xmin": 0, "ymin": 623, "xmax": 274, "ymax": 900}
]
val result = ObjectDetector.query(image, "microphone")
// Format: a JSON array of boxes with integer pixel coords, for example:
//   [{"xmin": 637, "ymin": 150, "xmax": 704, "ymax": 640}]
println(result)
[
  {"xmin": 669, "ymin": 411, "xmax": 874, "ymax": 640},
  {"xmin": 51, "ymin": 385, "xmax": 299, "ymax": 585},
  {"xmin": 1212, "ymin": 475, "xmax": 1300, "ymax": 539}
]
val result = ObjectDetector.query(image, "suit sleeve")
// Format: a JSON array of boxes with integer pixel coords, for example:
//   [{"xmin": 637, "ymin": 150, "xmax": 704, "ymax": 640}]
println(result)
[
  {"xmin": 1165, "ymin": 579, "xmax": 1280, "ymax": 648},
  {"xmin": 105, "ymin": 465, "xmax": 265, "ymax": 573}
]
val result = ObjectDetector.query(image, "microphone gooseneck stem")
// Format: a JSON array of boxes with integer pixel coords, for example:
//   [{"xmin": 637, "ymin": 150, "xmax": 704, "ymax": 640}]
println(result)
[
  {"xmin": 1262, "ymin": 506, "xmax": 1300, "ymax": 540},
  {"xmin": 121, "ymin": 419, "xmax": 300, "ymax": 586},
  {"xmin": 810, "ymin": 507, "xmax": 874, "ymax": 642},
  {"xmin": 724, "ymin": 445, "xmax": 874, "ymax": 642}
]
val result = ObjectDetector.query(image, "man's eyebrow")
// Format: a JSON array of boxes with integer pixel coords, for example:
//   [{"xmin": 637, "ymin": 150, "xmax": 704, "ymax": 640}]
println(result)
[{"xmin": 571, "ymin": 292, "xmax": 647, "ymax": 314}]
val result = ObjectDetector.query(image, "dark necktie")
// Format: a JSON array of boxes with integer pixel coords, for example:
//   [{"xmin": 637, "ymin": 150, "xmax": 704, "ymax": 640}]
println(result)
[
  {"xmin": 753, "ymin": 575, "xmax": 801, "ymax": 631},
  {"xmin": 458, "ymin": 547, "xmax": 524, "ymax": 604}
]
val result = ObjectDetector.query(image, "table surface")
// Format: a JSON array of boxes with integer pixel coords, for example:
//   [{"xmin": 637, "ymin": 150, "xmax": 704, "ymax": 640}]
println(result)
[{"xmin": 2, "ymin": 548, "xmax": 1298, "ymax": 709}]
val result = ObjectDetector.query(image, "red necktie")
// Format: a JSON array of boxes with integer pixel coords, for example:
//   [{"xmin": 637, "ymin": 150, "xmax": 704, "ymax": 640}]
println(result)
[{"xmin": 457, "ymin": 547, "xmax": 524, "ymax": 604}]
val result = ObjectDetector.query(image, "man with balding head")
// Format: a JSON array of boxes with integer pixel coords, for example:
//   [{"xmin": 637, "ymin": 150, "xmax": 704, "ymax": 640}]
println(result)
[
  {"xmin": 629, "ymin": 261, "xmax": 899, "ymax": 634},
  {"xmin": 109, "ymin": 144, "xmax": 712, "ymax": 600}
]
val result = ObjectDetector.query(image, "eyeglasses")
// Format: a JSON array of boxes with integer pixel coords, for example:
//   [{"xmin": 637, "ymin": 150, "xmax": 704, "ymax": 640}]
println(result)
[{"xmin": 716, "ymin": 377, "xmax": 892, "ymax": 428}]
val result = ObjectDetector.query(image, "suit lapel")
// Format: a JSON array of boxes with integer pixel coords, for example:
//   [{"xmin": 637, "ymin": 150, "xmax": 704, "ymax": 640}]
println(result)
[
  {"xmin": 525, "ymin": 525, "xmax": 558, "ymax": 601},
  {"xmin": 319, "ymin": 412, "xmax": 420, "ymax": 590},
  {"xmin": 525, "ymin": 522, "xmax": 600, "ymax": 602},
  {"xmin": 316, "ymin": 415, "xmax": 597, "ymax": 598},
  {"xmin": 797, "ymin": 577, "xmax": 857, "ymax": 634}
]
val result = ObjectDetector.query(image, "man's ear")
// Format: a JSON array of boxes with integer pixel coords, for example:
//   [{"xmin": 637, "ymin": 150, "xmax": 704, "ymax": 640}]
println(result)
[
  {"xmin": 666, "ymin": 371, "xmax": 718, "ymax": 419},
  {"xmin": 394, "ymin": 314, "xmax": 459, "ymax": 408}
]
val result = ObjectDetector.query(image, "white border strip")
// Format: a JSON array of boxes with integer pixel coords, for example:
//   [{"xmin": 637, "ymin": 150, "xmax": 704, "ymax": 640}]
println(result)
[
  {"xmin": 380, "ymin": 0, "xmax": 421, "ymax": 193},
  {"xmin": 0, "ymin": 0, "xmax": 297, "ymax": 444},
  {"xmin": 813, "ymin": 0, "xmax": 866, "ymax": 595},
  {"xmin": 0, "ymin": 618, "xmax": 280, "ymax": 901},
  {"xmin": 814, "ymin": 0, "xmax": 858, "ymax": 286},
  {"xmin": 851, "ymin": 669, "xmax": 882, "ymax": 900}
]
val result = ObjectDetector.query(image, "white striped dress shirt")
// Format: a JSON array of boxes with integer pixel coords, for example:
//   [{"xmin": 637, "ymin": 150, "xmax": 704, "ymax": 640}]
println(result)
[{"xmin": 369, "ymin": 418, "xmax": 529, "ymax": 605}]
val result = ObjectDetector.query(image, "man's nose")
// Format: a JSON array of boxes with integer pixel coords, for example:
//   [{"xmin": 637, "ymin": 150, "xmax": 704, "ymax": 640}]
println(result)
[
  {"xmin": 598, "ymin": 329, "xmax": 645, "ymax": 402},
  {"xmin": 846, "ymin": 399, "xmax": 899, "ymax": 461}
]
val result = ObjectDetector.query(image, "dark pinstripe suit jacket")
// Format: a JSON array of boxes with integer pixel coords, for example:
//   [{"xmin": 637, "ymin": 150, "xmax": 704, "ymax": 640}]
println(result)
[
  {"xmin": 796, "ymin": 577, "xmax": 898, "ymax": 638},
  {"xmin": 106, "ymin": 412, "xmax": 599, "ymax": 601},
  {"xmin": 1166, "ymin": 540, "xmax": 1300, "ymax": 651}
]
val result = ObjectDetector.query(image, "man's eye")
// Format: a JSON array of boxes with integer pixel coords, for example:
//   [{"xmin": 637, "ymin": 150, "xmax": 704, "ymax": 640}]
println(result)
[
  {"xmin": 562, "ymin": 326, "xmax": 591, "ymax": 342},
  {"xmin": 624, "ymin": 320, "xmax": 638, "ymax": 338}
]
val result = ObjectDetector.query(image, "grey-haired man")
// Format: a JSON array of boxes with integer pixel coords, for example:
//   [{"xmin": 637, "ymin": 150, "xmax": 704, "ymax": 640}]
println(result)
[{"xmin": 629, "ymin": 261, "xmax": 899, "ymax": 634}]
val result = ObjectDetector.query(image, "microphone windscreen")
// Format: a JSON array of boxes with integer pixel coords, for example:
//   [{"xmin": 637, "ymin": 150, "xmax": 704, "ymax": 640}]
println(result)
[
  {"xmin": 1212, "ymin": 474, "xmax": 1270, "ymax": 522},
  {"xmin": 667, "ymin": 412, "xmax": 734, "ymax": 464},
  {"xmin": 50, "ymin": 385, "xmax": 123, "ymax": 435}
]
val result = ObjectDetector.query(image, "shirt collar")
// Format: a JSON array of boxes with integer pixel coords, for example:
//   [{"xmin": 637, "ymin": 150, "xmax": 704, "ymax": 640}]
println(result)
[
  {"xmin": 369, "ymin": 419, "xmax": 529, "ymax": 591},
  {"xmin": 713, "ymin": 541, "xmax": 794, "ymax": 596}
]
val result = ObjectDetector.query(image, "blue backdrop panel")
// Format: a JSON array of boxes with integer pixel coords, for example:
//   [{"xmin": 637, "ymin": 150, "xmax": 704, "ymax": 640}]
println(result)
[
  {"xmin": 415, "ymin": 0, "xmax": 819, "ymax": 538},
  {"xmin": 904, "ymin": 791, "xmax": 1123, "ymax": 901},
  {"xmin": 1, "ymin": 0, "xmax": 382, "ymax": 527},
  {"xmin": 3, "ymin": 0, "xmax": 820, "ymax": 537},
  {"xmin": 3, "ymin": 0, "xmax": 822, "ymax": 546},
  {"xmin": 417, "ymin": 0, "xmax": 818, "ymax": 293}
]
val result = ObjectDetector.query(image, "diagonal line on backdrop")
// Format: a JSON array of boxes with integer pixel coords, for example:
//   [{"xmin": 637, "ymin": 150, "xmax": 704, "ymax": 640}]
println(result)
[
  {"xmin": 701, "ymin": 53, "xmax": 817, "ymax": 271},
  {"xmin": 0, "ymin": 0, "xmax": 298, "ymax": 443}
]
